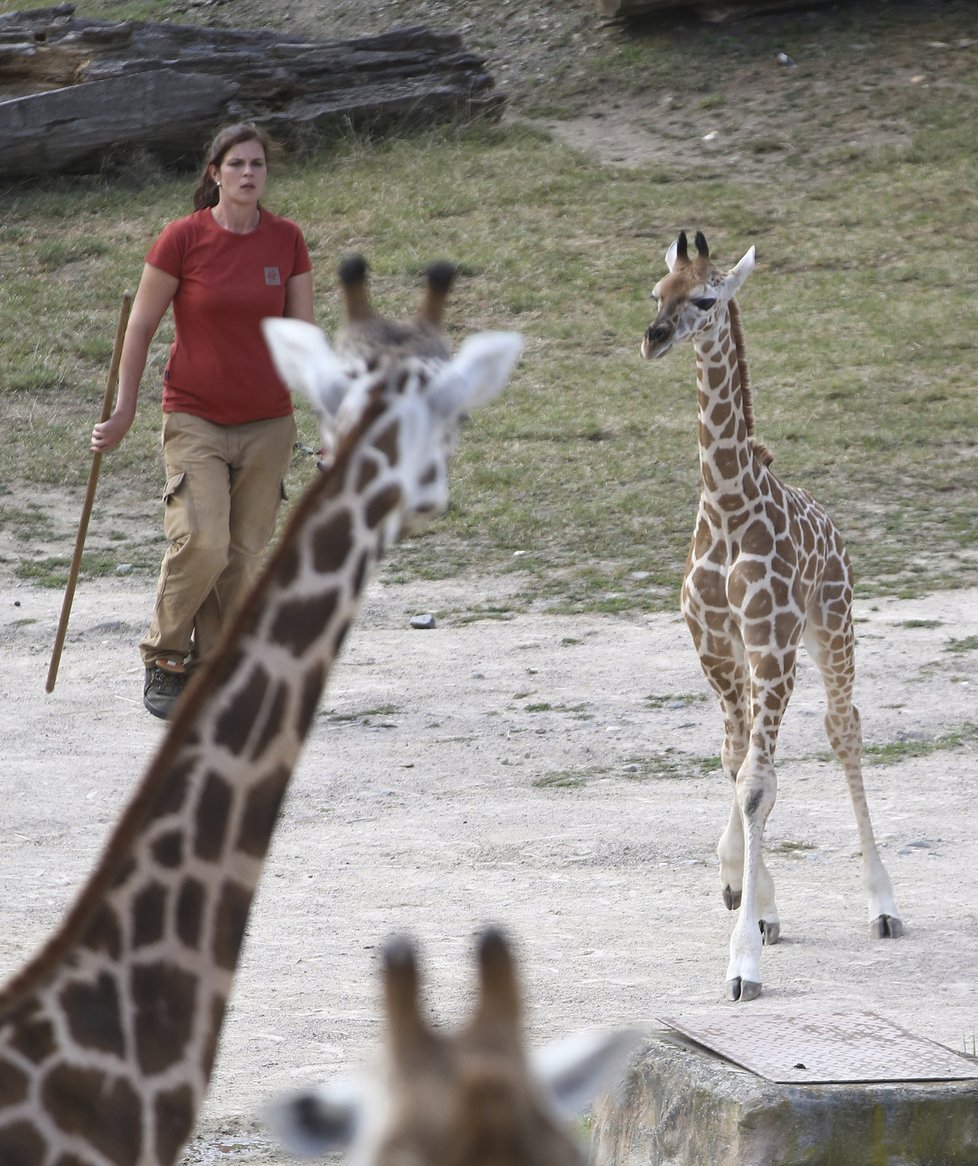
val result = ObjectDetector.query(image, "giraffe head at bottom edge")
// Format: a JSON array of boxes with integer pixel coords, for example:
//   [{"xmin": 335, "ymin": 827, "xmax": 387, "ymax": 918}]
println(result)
[{"xmin": 266, "ymin": 928, "xmax": 640, "ymax": 1166}]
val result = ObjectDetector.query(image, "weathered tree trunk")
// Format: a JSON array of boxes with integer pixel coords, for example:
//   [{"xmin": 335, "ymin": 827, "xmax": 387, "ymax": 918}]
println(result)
[
  {"xmin": 0, "ymin": 4, "xmax": 503, "ymax": 176},
  {"xmin": 595, "ymin": 0, "xmax": 833, "ymax": 20}
]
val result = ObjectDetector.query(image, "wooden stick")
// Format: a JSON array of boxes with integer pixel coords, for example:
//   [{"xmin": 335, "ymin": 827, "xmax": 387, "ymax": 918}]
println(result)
[{"xmin": 45, "ymin": 292, "xmax": 132, "ymax": 694}]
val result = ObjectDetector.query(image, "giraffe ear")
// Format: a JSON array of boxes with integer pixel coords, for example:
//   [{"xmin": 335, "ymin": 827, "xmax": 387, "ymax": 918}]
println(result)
[
  {"xmin": 261, "ymin": 318, "xmax": 351, "ymax": 423},
  {"xmin": 532, "ymin": 1028, "xmax": 643, "ymax": 1121},
  {"xmin": 723, "ymin": 245, "xmax": 756, "ymax": 297},
  {"xmin": 664, "ymin": 239, "xmax": 680, "ymax": 272},
  {"xmin": 265, "ymin": 1079, "xmax": 362, "ymax": 1157},
  {"xmin": 427, "ymin": 331, "xmax": 523, "ymax": 420}
]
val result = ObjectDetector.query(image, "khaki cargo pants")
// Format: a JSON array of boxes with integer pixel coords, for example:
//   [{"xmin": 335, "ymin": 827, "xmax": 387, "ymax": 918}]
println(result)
[{"xmin": 140, "ymin": 410, "xmax": 297, "ymax": 668}]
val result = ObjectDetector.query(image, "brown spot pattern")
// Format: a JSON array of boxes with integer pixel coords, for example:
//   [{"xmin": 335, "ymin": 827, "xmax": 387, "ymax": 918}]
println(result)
[
  {"xmin": 176, "ymin": 877, "xmax": 205, "ymax": 949},
  {"xmin": 312, "ymin": 509, "xmax": 354, "ymax": 576},
  {"xmin": 152, "ymin": 831, "xmax": 184, "ymax": 869},
  {"xmin": 0, "ymin": 1121, "xmax": 46, "ymax": 1165},
  {"xmin": 8, "ymin": 1005, "xmax": 55, "ymax": 1065},
  {"xmin": 355, "ymin": 456, "xmax": 380, "ymax": 493},
  {"xmin": 0, "ymin": 1059, "xmax": 29, "ymax": 1105},
  {"xmin": 365, "ymin": 484, "xmax": 402, "ymax": 530},
  {"xmin": 212, "ymin": 880, "xmax": 252, "ymax": 971},
  {"xmin": 44, "ymin": 1064, "xmax": 142, "ymax": 1165},
  {"xmin": 131, "ymin": 962, "xmax": 196, "ymax": 1075},
  {"xmin": 236, "ymin": 766, "xmax": 290, "ymax": 858},
  {"xmin": 373, "ymin": 418, "xmax": 401, "ymax": 465},
  {"xmin": 60, "ymin": 973, "xmax": 125, "ymax": 1057},
  {"xmin": 150, "ymin": 758, "xmax": 194, "ymax": 820},
  {"xmin": 193, "ymin": 771, "xmax": 232, "ymax": 863},
  {"xmin": 201, "ymin": 993, "xmax": 227, "ymax": 1081},
  {"xmin": 250, "ymin": 680, "xmax": 289, "ymax": 763},
  {"xmin": 297, "ymin": 662, "xmax": 326, "ymax": 738},
  {"xmin": 275, "ymin": 542, "xmax": 301, "ymax": 590},
  {"xmin": 81, "ymin": 903, "xmax": 122, "ymax": 959},
  {"xmin": 154, "ymin": 1084, "xmax": 195, "ymax": 1164},
  {"xmin": 270, "ymin": 593, "xmax": 339, "ymax": 658},
  {"xmin": 214, "ymin": 665, "xmax": 270, "ymax": 756},
  {"xmin": 132, "ymin": 882, "xmax": 167, "ymax": 949}
]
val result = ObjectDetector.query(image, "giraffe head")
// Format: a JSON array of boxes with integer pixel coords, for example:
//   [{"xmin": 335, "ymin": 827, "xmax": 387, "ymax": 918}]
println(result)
[
  {"xmin": 268, "ymin": 929, "xmax": 638, "ymax": 1166},
  {"xmin": 262, "ymin": 259, "xmax": 522, "ymax": 537},
  {"xmin": 641, "ymin": 230, "xmax": 755, "ymax": 360}
]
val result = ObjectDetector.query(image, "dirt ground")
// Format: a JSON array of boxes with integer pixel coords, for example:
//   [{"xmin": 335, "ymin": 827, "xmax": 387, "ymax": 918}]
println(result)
[
  {"xmin": 2, "ymin": 568, "xmax": 977, "ymax": 1162},
  {"xmin": 3, "ymin": 2, "xmax": 978, "ymax": 1162}
]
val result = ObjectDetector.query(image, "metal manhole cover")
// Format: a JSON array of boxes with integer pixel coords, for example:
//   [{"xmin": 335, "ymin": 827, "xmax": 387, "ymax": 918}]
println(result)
[{"xmin": 659, "ymin": 1010, "xmax": 978, "ymax": 1084}]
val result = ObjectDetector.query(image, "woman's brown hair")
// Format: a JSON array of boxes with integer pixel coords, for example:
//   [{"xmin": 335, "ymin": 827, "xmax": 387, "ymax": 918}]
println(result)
[{"xmin": 192, "ymin": 122, "xmax": 276, "ymax": 210}]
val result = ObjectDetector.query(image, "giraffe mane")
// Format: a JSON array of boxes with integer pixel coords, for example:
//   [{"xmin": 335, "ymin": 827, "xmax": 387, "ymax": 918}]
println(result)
[{"xmin": 726, "ymin": 297, "xmax": 773, "ymax": 468}]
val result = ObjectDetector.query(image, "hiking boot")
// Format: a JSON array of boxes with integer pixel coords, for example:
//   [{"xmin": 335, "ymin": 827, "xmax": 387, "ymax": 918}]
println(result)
[{"xmin": 143, "ymin": 657, "xmax": 188, "ymax": 720}]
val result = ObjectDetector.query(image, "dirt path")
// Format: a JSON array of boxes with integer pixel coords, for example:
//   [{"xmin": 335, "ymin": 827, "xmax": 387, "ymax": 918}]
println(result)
[{"xmin": 2, "ymin": 571, "xmax": 977, "ymax": 1161}]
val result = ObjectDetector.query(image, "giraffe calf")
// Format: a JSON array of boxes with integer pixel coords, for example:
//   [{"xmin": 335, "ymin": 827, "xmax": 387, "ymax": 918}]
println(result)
[
  {"xmin": 268, "ymin": 929, "xmax": 638, "ymax": 1166},
  {"xmin": 642, "ymin": 230, "xmax": 902, "ymax": 1001}
]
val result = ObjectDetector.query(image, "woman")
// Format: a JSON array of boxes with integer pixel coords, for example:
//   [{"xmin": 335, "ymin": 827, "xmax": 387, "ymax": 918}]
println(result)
[{"xmin": 92, "ymin": 122, "xmax": 315, "ymax": 719}]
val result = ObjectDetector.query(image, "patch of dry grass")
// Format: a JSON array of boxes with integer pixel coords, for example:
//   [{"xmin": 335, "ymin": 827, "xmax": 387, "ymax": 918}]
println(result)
[{"xmin": 2, "ymin": 2, "xmax": 976, "ymax": 608}]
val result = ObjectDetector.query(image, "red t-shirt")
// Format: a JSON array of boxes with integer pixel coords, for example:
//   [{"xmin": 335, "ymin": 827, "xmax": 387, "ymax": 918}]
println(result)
[{"xmin": 145, "ymin": 208, "xmax": 312, "ymax": 425}]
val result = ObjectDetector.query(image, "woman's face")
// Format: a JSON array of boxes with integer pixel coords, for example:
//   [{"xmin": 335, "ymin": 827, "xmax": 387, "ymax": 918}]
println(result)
[{"xmin": 212, "ymin": 138, "xmax": 267, "ymax": 204}]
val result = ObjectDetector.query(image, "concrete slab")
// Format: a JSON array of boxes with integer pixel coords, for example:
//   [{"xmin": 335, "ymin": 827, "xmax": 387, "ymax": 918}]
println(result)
[{"xmin": 592, "ymin": 1029, "xmax": 978, "ymax": 1166}]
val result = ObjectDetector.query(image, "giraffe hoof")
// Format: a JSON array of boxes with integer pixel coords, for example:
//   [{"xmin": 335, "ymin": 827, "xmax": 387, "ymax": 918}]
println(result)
[
  {"xmin": 722, "ymin": 885, "xmax": 742, "ymax": 911},
  {"xmin": 726, "ymin": 977, "xmax": 763, "ymax": 1002},
  {"xmin": 760, "ymin": 920, "xmax": 780, "ymax": 945},
  {"xmin": 870, "ymin": 914, "xmax": 904, "ymax": 939}
]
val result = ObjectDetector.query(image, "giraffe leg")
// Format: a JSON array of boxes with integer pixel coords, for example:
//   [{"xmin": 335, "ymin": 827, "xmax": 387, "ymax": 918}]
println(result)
[
  {"xmin": 804, "ymin": 603, "xmax": 903, "ymax": 939},
  {"xmin": 685, "ymin": 613, "xmax": 779, "ymax": 933},
  {"xmin": 725, "ymin": 747, "xmax": 778, "ymax": 1001},
  {"xmin": 723, "ymin": 638, "xmax": 800, "ymax": 1001}
]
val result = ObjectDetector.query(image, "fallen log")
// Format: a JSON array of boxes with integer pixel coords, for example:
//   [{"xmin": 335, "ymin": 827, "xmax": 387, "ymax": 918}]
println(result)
[
  {"xmin": 0, "ymin": 4, "xmax": 503, "ymax": 176},
  {"xmin": 595, "ymin": 0, "xmax": 835, "ymax": 20}
]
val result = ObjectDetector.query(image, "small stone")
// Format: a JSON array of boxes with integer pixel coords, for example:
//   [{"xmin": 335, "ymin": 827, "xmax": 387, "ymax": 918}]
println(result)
[
  {"xmin": 410, "ymin": 613, "xmax": 436, "ymax": 630},
  {"xmin": 116, "ymin": 563, "xmax": 134, "ymax": 576}
]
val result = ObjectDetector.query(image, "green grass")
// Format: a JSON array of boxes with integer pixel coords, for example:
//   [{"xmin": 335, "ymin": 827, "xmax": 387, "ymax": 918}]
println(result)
[
  {"xmin": 3, "ymin": 3, "xmax": 977, "ymax": 609},
  {"xmin": 770, "ymin": 839, "xmax": 817, "ymax": 857},
  {"xmin": 946, "ymin": 636, "xmax": 978, "ymax": 654},
  {"xmin": 864, "ymin": 723, "xmax": 978, "ymax": 766},
  {"xmin": 13, "ymin": 550, "xmax": 123, "ymax": 588},
  {"xmin": 323, "ymin": 704, "xmax": 401, "ymax": 728},
  {"xmin": 534, "ymin": 751, "xmax": 722, "ymax": 789}
]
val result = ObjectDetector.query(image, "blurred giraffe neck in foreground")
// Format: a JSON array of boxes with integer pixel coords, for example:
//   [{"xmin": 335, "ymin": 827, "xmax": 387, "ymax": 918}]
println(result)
[{"xmin": 0, "ymin": 258, "xmax": 522, "ymax": 1166}]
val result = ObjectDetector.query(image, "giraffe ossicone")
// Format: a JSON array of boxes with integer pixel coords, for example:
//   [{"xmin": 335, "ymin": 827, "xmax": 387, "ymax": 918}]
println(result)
[
  {"xmin": 642, "ymin": 230, "xmax": 902, "ymax": 1002},
  {"xmin": 0, "ymin": 259, "xmax": 521, "ymax": 1166},
  {"xmin": 268, "ymin": 928, "xmax": 639, "ymax": 1166}
]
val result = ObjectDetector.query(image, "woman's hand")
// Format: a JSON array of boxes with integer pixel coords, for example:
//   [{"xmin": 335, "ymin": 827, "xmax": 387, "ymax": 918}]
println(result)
[{"xmin": 92, "ymin": 408, "xmax": 135, "ymax": 452}]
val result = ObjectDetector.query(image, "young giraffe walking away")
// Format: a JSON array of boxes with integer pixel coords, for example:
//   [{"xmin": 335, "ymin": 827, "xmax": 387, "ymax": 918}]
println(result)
[
  {"xmin": 0, "ymin": 259, "xmax": 522, "ymax": 1166},
  {"xmin": 641, "ymin": 230, "xmax": 902, "ymax": 1002},
  {"xmin": 270, "ymin": 928, "xmax": 637, "ymax": 1166}
]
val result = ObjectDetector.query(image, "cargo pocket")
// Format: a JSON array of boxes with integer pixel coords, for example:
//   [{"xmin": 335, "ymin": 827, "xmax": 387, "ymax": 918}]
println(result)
[{"xmin": 161, "ymin": 470, "xmax": 194, "ymax": 543}]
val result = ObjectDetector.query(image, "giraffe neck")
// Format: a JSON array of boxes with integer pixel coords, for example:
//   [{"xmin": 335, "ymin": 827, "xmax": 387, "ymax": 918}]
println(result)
[
  {"xmin": 0, "ymin": 395, "xmax": 406, "ymax": 1166},
  {"xmin": 692, "ymin": 299, "xmax": 770, "ymax": 517}
]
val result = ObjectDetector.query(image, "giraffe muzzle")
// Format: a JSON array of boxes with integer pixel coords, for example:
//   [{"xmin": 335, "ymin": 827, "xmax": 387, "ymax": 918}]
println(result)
[{"xmin": 641, "ymin": 322, "xmax": 672, "ymax": 359}]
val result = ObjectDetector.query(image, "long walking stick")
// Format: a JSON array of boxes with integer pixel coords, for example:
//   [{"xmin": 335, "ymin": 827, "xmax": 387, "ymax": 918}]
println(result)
[{"xmin": 46, "ymin": 292, "xmax": 132, "ymax": 693}]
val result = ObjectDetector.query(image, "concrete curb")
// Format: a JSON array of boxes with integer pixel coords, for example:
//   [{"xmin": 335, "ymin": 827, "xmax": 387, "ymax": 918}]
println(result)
[{"xmin": 592, "ymin": 1029, "xmax": 978, "ymax": 1166}]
